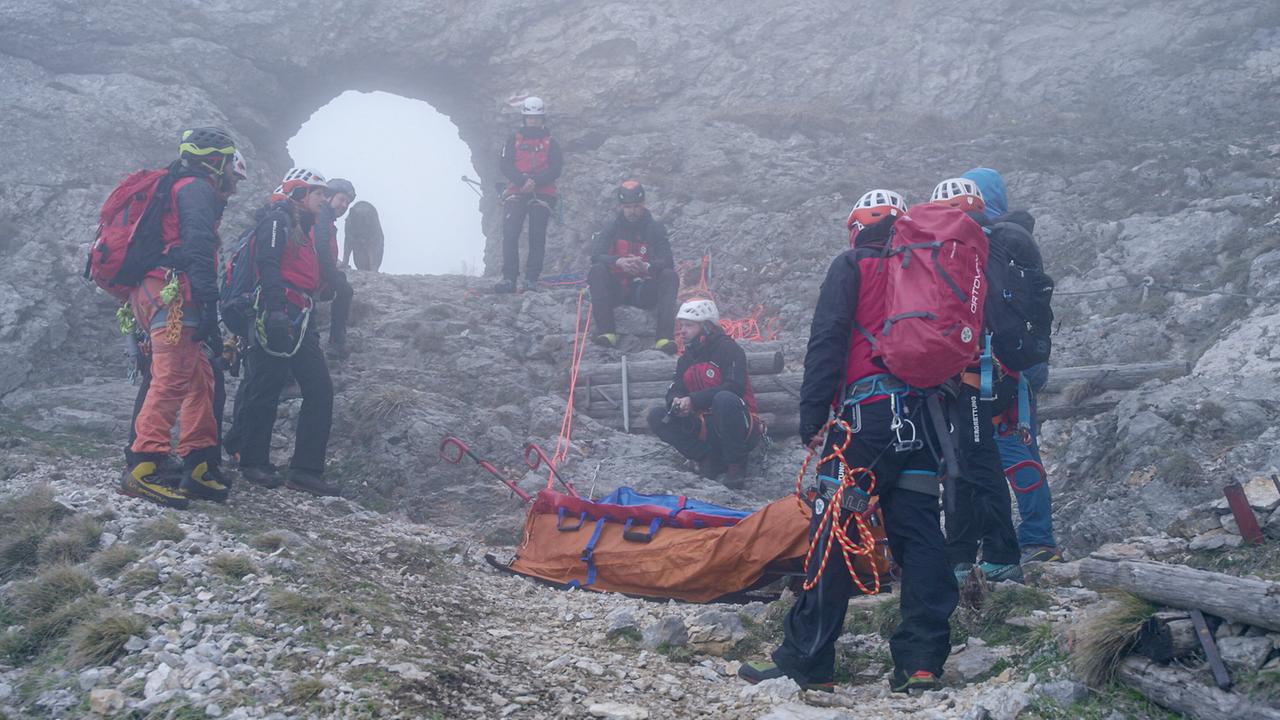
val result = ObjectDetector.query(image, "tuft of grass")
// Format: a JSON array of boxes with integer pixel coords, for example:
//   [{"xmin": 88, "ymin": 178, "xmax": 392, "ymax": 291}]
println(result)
[
  {"xmin": 0, "ymin": 530, "xmax": 45, "ymax": 582},
  {"xmin": 1072, "ymin": 593, "xmax": 1155, "ymax": 687},
  {"xmin": 36, "ymin": 516, "xmax": 102, "ymax": 565},
  {"xmin": 270, "ymin": 589, "xmax": 357, "ymax": 626},
  {"xmin": 11, "ymin": 565, "xmax": 96, "ymax": 617},
  {"xmin": 209, "ymin": 553, "xmax": 257, "ymax": 581},
  {"xmin": 287, "ymin": 676, "xmax": 328, "ymax": 705},
  {"xmin": 119, "ymin": 567, "xmax": 161, "ymax": 592},
  {"xmin": 0, "ymin": 485, "xmax": 72, "ymax": 527},
  {"xmin": 0, "ymin": 485, "xmax": 72, "ymax": 581},
  {"xmin": 250, "ymin": 532, "xmax": 287, "ymax": 553},
  {"xmin": 136, "ymin": 515, "xmax": 186, "ymax": 545},
  {"xmin": 2, "ymin": 596, "xmax": 105, "ymax": 662},
  {"xmin": 350, "ymin": 387, "xmax": 416, "ymax": 441},
  {"xmin": 1158, "ymin": 451, "xmax": 1203, "ymax": 487},
  {"xmin": 91, "ymin": 545, "xmax": 140, "ymax": 577},
  {"xmin": 67, "ymin": 609, "xmax": 148, "ymax": 668}
]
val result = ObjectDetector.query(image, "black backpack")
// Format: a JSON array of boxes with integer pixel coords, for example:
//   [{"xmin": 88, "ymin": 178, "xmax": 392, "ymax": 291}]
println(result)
[
  {"xmin": 219, "ymin": 205, "xmax": 285, "ymax": 337},
  {"xmin": 984, "ymin": 221, "xmax": 1054, "ymax": 372}
]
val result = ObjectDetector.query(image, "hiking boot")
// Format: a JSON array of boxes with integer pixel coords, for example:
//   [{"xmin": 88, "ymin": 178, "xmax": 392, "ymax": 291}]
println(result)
[
  {"xmin": 179, "ymin": 461, "xmax": 229, "ymax": 503},
  {"xmin": 593, "ymin": 333, "xmax": 619, "ymax": 349},
  {"xmin": 891, "ymin": 670, "xmax": 941, "ymax": 694},
  {"xmin": 120, "ymin": 461, "xmax": 190, "ymax": 510},
  {"xmin": 978, "ymin": 561, "xmax": 1025, "ymax": 583},
  {"xmin": 492, "ymin": 279, "xmax": 517, "ymax": 294},
  {"xmin": 723, "ymin": 463, "xmax": 747, "ymax": 490},
  {"xmin": 696, "ymin": 458, "xmax": 726, "ymax": 480},
  {"xmin": 953, "ymin": 562, "xmax": 975, "ymax": 585},
  {"xmin": 1020, "ymin": 545, "xmax": 1064, "ymax": 564},
  {"xmin": 654, "ymin": 338, "xmax": 677, "ymax": 355},
  {"xmin": 240, "ymin": 464, "xmax": 283, "ymax": 489},
  {"xmin": 738, "ymin": 661, "xmax": 786, "ymax": 685},
  {"xmin": 521, "ymin": 277, "xmax": 541, "ymax": 292},
  {"xmin": 285, "ymin": 468, "xmax": 341, "ymax": 497}
]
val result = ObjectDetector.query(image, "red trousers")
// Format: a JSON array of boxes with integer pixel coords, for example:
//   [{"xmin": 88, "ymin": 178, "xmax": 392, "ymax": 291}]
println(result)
[{"xmin": 128, "ymin": 276, "xmax": 216, "ymax": 458}]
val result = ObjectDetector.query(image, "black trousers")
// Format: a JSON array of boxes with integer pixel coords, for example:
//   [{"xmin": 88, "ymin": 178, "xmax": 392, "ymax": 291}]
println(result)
[
  {"xmin": 772, "ymin": 395, "xmax": 957, "ymax": 684},
  {"xmin": 944, "ymin": 385, "xmax": 1020, "ymax": 566},
  {"xmin": 126, "ymin": 343, "xmax": 226, "ymax": 470},
  {"xmin": 228, "ymin": 325, "xmax": 333, "ymax": 473},
  {"xmin": 501, "ymin": 195, "xmax": 552, "ymax": 283},
  {"xmin": 329, "ymin": 276, "xmax": 353, "ymax": 348},
  {"xmin": 587, "ymin": 263, "xmax": 679, "ymax": 339},
  {"xmin": 646, "ymin": 391, "xmax": 759, "ymax": 467}
]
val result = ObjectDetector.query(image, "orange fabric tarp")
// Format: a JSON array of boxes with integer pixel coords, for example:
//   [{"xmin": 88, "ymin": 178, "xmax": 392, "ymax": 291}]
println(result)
[{"xmin": 508, "ymin": 492, "xmax": 814, "ymax": 603}]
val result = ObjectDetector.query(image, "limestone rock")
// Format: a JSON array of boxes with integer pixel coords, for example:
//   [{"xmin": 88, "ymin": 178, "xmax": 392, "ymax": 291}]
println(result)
[
  {"xmin": 587, "ymin": 701, "xmax": 650, "ymax": 719},
  {"xmin": 687, "ymin": 610, "xmax": 746, "ymax": 655},
  {"xmin": 738, "ymin": 676, "xmax": 800, "ymax": 703},
  {"xmin": 1216, "ymin": 636, "xmax": 1274, "ymax": 675},
  {"xmin": 642, "ymin": 616, "xmax": 688, "ymax": 650},
  {"xmin": 89, "ymin": 688, "xmax": 126, "ymax": 716},
  {"xmin": 1035, "ymin": 680, "xmax": 1089, "ymax": 707},
  {"xmin": 944, "ymin": 644, "xmax": 1002, "ymax": 684}
]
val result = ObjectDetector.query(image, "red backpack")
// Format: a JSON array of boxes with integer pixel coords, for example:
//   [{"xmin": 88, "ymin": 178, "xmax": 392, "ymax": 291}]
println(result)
[
  {"xmin": 84, "ymin": 168, "xmax": 175, "ymax": 300},
  {"xmin": 874, "ymin": 203, "xmax": 989, "ymax": 388}
]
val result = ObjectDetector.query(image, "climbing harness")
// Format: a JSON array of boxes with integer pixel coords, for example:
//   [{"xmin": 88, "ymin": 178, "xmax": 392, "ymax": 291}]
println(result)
[{"xmin": 252, "ymin": 288, "xmax": 312, "ymax": 359}]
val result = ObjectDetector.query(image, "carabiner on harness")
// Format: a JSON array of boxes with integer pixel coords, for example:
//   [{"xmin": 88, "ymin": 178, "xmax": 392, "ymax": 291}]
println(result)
[{"xmin": 889, "ymin": 393, "xmax": 923, "ymax": 453}]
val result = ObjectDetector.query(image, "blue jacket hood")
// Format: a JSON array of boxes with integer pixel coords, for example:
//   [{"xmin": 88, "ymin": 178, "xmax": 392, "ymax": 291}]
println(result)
[{"xmin": 961, "ymin": 167, "xmax": 1007, "ymax": 221}]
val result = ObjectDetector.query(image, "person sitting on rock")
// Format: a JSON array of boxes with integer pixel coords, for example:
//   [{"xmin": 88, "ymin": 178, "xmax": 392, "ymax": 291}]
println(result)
[
  {"xmin": 740, "ymin": 191, "xmax": 957, "ymax": 694},
  {"xmin": 587, "ymin": 180, "xmax": 679, "ymax": 353},
  {"xmin": 494, "ymin": 96, "xmax": 562, "ymax": 293},
  {"xmin": 314, "ymin": 178, "xmax": 356, "ymax": 360},
  {"xmin": 646, "ymin": 299, "xmax": 760, "ymax": 488},
  {"xmin": 342, "ymin": 199, "xmax": 384, "ymax": 272}
]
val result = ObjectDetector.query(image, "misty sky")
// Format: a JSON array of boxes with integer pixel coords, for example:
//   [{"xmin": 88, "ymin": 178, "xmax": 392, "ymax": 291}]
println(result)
[{"xmin": 288, "ymin": 91, "xmax": 485, "ymax": 275}]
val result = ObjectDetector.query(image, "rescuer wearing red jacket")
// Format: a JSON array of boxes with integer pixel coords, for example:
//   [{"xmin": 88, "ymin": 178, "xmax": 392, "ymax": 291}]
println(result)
[{"xmin": 494, "ymin": 96, "xmax": 563, "ymax": 293}]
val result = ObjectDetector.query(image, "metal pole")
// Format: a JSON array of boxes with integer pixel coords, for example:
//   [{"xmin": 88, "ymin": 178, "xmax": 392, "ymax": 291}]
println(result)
[
  {"xmin": 621, "ymin": 354, "xmax": 631, "ymax": 434},
  {"xmin": 1223, "ymin": 481, "xmax": 1264, "ymax": 544}
]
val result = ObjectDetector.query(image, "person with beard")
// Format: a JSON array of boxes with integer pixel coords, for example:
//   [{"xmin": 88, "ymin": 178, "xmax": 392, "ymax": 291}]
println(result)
[
  {"xmin": 586, "ymin": 180, "xmax": 679, "ymax": 353},
  {"xmin": 227, "ymin": 167, "xmax": 340, "ymax": 496}
]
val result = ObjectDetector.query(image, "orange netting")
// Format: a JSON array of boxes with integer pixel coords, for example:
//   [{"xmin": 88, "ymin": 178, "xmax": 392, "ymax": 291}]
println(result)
[{"xmin": 675, "ymin": 255, "xmax": 781, "ymax": 347}]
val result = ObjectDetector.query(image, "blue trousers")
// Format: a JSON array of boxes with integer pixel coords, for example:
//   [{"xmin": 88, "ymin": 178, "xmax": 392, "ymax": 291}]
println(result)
[{"xmin": 995, "ymin": 401, "xmax": 1056, "ymax": 548}]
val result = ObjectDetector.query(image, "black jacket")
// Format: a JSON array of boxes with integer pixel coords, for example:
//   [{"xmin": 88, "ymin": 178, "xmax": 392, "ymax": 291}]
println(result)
[
  {"xmin": 169, "ymin": 169, "xmax": 223, "ymax": 304},
  {"xmin": 666, "ymin": 326, "xmax": 750, "ymax": 412},
  {"xmin": 797, "ymin": 217, "xmax": 894, "ymax": 442},
  {"xmin": 252, "ymin": 202, "xmax": 315, "ymax": 313},
  {"xmin": 499, "ymin": 126, "xmax": 563, "ymax": 187},
  {"xmin": 590, "ymin": 210, "xmax": 674, "ymax": 273}
]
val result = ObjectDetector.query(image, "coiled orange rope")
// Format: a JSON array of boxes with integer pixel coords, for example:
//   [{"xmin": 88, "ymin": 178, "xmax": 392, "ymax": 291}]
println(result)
[{"xmin": 794, "ymin": 418, "xmax": 883, "ymax": 595}]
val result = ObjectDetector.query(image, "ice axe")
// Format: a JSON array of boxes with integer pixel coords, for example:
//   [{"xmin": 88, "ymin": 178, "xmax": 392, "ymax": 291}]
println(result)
[{"xmin": 439, "ymin": 436, "xmax": 531, "ymax": 503}]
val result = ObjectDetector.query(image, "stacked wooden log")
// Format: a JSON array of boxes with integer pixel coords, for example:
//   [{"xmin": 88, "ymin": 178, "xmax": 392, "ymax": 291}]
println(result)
[
  {"xmin": 572, "ymin": 354, "xmax": 1192, "ymax": 436},
  {"xmin": 1079, "ymin": 556, "xmax": 1280, "ymax": 720}
]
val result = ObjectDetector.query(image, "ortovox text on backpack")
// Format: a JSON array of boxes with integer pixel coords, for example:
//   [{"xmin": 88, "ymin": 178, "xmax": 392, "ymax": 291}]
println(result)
[
  {"xmin": 983, "ymin": 222, "xmax": 1054, "ymax": 371},
  {"xmin": 874, "ymin": 203, "xmax": 989, "ymax": 388},
  {"xmin": 84, "ymin": 168, "xmax": 177, "ymax": 300}
]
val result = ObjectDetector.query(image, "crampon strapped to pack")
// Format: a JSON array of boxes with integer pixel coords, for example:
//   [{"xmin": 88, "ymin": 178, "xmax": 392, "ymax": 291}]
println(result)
[
  {"xmin": 874, "ymin": 203, "xmax": 989, "ymax": 389},
  {"xmin": 84, "ymin": 167, "xmax": 178, "ymax": 300}
]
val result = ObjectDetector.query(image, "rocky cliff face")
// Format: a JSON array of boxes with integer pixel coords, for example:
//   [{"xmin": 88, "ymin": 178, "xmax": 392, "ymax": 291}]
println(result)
[{"xmin": 2, "ymin": 1, "xmax": 1280, "ymax": 554}]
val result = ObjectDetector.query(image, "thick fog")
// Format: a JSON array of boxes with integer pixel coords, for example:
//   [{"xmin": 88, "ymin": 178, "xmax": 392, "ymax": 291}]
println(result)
[{"xmin": 288, "ymin": 91, "xmax": 485, "ymax": 275}]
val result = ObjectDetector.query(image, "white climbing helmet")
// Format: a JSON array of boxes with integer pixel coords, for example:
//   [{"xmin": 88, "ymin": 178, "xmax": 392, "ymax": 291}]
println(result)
[
  {"xmin": 930, "ymin": 177, "xmax": 984, "ymax": 209},
  {"xmin": 521, "ymin": 96, "xmax": 546, "ymax": 116},
  {"xmin": 274, "ymin": 167, "xmax": 328, "ymax": 197},
  {"xmin": 846, "ymin": 188, "xmax": 907, "ymax": 230},
  {"xmin": 231, "ymin": 150, "xmax": 248, "ymax": 181},
  {"xmin": 676, "ymin": 298, "xmax": 720, "ymax": 325}
]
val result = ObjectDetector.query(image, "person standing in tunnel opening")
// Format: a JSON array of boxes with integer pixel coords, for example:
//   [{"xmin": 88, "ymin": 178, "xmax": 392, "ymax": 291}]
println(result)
[
  {"xmin": 587, "ymin": 180, "xmax": 679, "ymax": 353},
  {"xmin": 495, "ymin": 96, "xmax": 563, "ymax": 293},
  {"xmin": 342, "ymin": 200, "xmax": 384, "ymax": 272},
  {"xmin": 228, "ymin": 168, "xmax": 340, "ymax": 497},
  {"xmin": 315, "ymin": 178, "xmax": 356, "ymax": 360},
  {"xmin": 646, "ymin": 299, "xmax": 761, "ymax": 488},
  {"xmin": 121, "ymin": 128, "xmax": 239, "ymax": 510}
]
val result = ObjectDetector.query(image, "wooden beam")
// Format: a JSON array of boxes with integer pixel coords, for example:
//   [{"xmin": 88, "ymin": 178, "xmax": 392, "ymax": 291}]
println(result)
[
  {"xmin": 1079, "ymin": 557, "xmax": 1280, "ymax": 632},
  {"xmin": 577, "ymin": 350, "xmax": 784, "ymax": 386},
  {"xmin": 1116, "ymin": 656, "xmax": 1280, "ymax": 720},
  {"xmin": 1040, "ymin": 360, "xmax": 1191, "ymax": 394}
]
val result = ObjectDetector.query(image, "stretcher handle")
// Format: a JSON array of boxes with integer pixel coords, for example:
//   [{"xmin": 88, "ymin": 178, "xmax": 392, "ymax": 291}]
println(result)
[
  {"xmin": 440, "ymin": 436, "xmax": 532, "ymax": 503},
  {"xmin": 523, "ymin": 442, "xmax": 579, "ymax": 497}
]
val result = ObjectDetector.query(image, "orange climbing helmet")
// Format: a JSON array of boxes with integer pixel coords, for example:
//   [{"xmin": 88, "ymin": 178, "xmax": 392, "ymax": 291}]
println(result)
[
  {"xmin": 846, "ymin": 189, "xmax": 907, "ymax": 235},
  {"xmin": 929, "ymin": 177, "xmax": 985, "ymax": 212}
]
